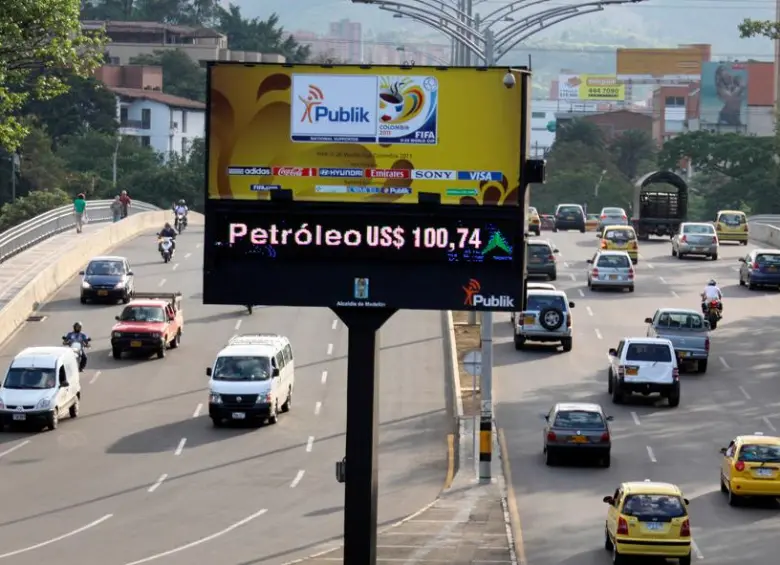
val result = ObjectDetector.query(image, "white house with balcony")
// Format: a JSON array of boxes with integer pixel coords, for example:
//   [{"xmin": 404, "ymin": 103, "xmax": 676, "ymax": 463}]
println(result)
[{"xmin": 110, "ymin": 87, "xmax": 205, "ymax": 157}]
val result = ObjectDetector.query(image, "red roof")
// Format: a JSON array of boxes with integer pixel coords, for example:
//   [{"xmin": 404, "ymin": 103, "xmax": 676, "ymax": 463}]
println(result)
[{"xmin": 109, "ymin": 87, "xmax": 205, "ymax": 110}]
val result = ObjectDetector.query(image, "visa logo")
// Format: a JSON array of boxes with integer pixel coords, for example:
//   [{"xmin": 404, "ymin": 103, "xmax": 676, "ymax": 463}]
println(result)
[
  {"xmin": 457, "ymin": 171, "xmax": 502, "ymax": 181},
  {"xmin": 314, "ymin": 106, "xmax": 370, "ymax": 123}
]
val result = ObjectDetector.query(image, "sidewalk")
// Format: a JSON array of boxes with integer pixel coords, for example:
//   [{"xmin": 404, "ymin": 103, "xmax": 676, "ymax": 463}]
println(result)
[
  {"xmin": 0, "ymin": 223, "xmax": 105, "ymax": 312},
  {"xmin": 300, "ymin": 419, "xmax": 515, "ymax": 565}
]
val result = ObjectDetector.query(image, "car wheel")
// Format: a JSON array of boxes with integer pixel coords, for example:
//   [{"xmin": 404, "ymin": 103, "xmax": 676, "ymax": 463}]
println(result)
[
  {"xmin": 170, "ymin": 331, "xmax": 181, "ymax": 349},
  {"xmin": 678, "ymin": 253, "xmax": 685, "ymax": 260},
  {"xmin": 552, "ymin": 227, "xmax": 558, "ymax": 233},
  {"xmin": 80, "ymin": 296, "xmax": 87, "ymax": 304},
  {"xmin": 672, "ymin": 247, "xmax": 677, "ymax": 257},
  {"xmin": 727, "ymin": 486, "xmax": 741, "ymax": 506},
  {"xmin": 122, "ymin": 293, "xmax": 131, "ymax": 304},
  {"xmin": 612, "ymin": 544, "xmax": 627, "ymax": 564},
  {"xmin": 668, "ymin": 389, "xmax": 681, "ymax": 407},
  {"xmin": 580, "ymin": 227, "xmax": 586, "ymax": 233},
  {"xmin": 628, "ymin": 285, "xmax": 635, "ymax": 293},
  {"xmin": 281, "ymin": 387, "xmax": 292, "ymax": 412},
  {"xmin": 748, "ymin": 280, "xmax": 758, "ymax": 290},
  {"xmin": 741, "ymin": 240, "xmax": 748, "ymax": 246},
  {"xmin": 112, "ymin": 348, "xmax": 121, "ymax": 360},
  {"xmin": 561, "ymin": 337, "xmax": 573, "ymax": 352},
  {"xmin": 632, "ymin": 258, "xmax": 638, "ymax": 265},
  {"xmin": 544, "ymin": 447, "xmax": 557, "ymax": 466},
  {"xmin": 600, "ymin": 450, "xmax": 611, "ymax": 468},
  {"xmin": 211, "ymin": 417, "xmax": 223, "ymax": 428},
  {"xmin": 611, "ymin": 382, "xmax": 623, "ymax": 404},
  {"xmin": 549, "ymin": 272, "xmax": 557, "ymax": 281},
  {"xmin": 712, "ymin": 254, "xmax": 719, "ymax": 261},
  {"xmin": 69, "ymin": 396, "xmax": 80, "ymax": 419},
  {"xmin": 739, "ymin": 275, "xmax": 746, "ymax": 286},
  {"xmin": 513, "ymin": 335, "xmax": 525, "ymax": 350},
  {"xmin": 604, "ymin": 526, "xmax": 614, "ymax": 551},
  {"xmin": 698, "ymin": 359, "xmax": 708, "ymax": 373},
  {"xmin": 607, "ymin": 371, "xmax": 614, "ymax": 394},
  {"xmin": 720, "ymin": 475, "xmax": 728, "ymax": 493},
  {"xmin": 679, "ymin": 553, "xmax": 692, "ymax": 565},
  {"xmin": 47, "ymin": 407, "xmax": 59, "ymax": 431},
  {"xmin": 157, "ymin": 344, "xmax": 166, "ymax": 359},
  {"xmin": 267, "ymin": 401, "xmax": 279, "ymax": 425}
]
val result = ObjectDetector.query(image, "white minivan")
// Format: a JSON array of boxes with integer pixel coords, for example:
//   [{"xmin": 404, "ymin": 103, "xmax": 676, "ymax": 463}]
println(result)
[
  {"xmin": 207, "ymin": 334, "xmax": 295, "ymax": 427},
  {"xmin": 0, "ymin": 347, "xmax": 81, "ymax": 431}
]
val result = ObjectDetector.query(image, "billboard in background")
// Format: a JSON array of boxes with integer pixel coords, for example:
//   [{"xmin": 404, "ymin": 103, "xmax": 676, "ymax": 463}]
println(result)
[
  {"xmin": 207, "ymin": 64, "xmax": 524, "ymax": 206},
  {"xmin": 558, "ymin": 74, "xmax": 625, "ymax": 101},
  {"xmin": 616, "ymin": 47, "xmax": 705, "ymax": 81},
  {"xmin": 700, "ymin": 62, "xmax": 748, "ymax": 128}
]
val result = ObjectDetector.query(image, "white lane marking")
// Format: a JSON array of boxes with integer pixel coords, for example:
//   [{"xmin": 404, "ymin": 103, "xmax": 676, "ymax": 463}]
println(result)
[
  {"xmin": 290, "ymin": 470, "xmax": 305, "ymax": 488},
  {"xmin": 234, "ymin": 319, "xmax": 242, "ymax": 331},
  {"xmin": 147, "ymin": 474, "xmax": 168, "ymax": 493},
  {"xmin": 196, "ymin": 243, "xmax": 202, "ymax": 249},
  {"xmin": 763, "ymin": 416, "xmax": 777, "ymax": 432},
  {"xmin": 122, "ymin": 509, "xmax": 267, "ymax": 565},
  {"xmin": 172, "ymin": 263, "xmax": 179, "ymax": 271},
  {"xmin": 719, "ymin": 356, "xmax": 730, "ymax": 370},
  {"xmin": 646, "ymin": 446, "xmax": 657, "ymax": 463},
  {"xmin": 174, "ymin": 438, "xmax": 187, "ymax": 456},
  {"xmin": 0, "ymin": 514, "xmax": 113, "ymax": 560},
  {"xmin": 738, "ymin": 386, "xmax": 751, "ymax": 400},
  {"xmin": 326, "ymin": 343, "xmax": 333, "ymax": 355},
  {"xmin": 321, "ymin": 370, "xmax": 328, "ymax": 384},
  {"xmin": 314, "ymin": 401, "xmax": 322, "ymax": 415},
  {"xmin": 569, "ymin": 273, "xmax": 576, "ymax": 281},
  {"xmin": 0, "ymin": 440, "xmax": 30, "ymax": 459},
  {"xmin": 646, "ymin": 263, "xmax": 654, "ymax": 270},
  {"xmin": 671, "ymin": 291, "xmax": 680, "ymax": 298},
  {"xmin": 594, "ymin": 328, "xmax": 603, "ymax": 340},
  {"xmin": 331, "ymin": 319, "xmax": 338, "ymax": 330},
  {"xmin": 89, "ymin": 370, "xmax": 101, "ymax": 385},
  {"xmin": 158, "ymin": 278, "xmax": 166, "ymax": 287},
  {"xmin": 659, "ymin": 276, "xmax": 667, "ymax": 284},
  {"xmin": 563, "ymin": 261, "xmax": 570, "ymax": 268},
  {"xmin": 184, "ymin": 252, "xmax": 192, "ymax": 259},
  {"xmin": 631, "ymin": 411, "xmax": 641, "ymax": 426},
  {"xmin": 691, "ymin": 538, "xmax": 704, "ymax": 559},
  {"xmin": 306, "ymin": 436, "xmax": 314, "ymax": 452},
  {"xmin": 192, "ymin": 403, "xmax": 203, "ymax": 418},
  {"xmin": 586, "ymin": 306, "xmax": 594, "ymax": 317},
  {"xmin": 577, "ymin": 289, "xmax": 584, "ymax": 297}
]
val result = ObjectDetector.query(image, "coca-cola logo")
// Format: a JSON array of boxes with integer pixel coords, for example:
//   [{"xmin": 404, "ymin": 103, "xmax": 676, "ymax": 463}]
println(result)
[{"xmin": 274, "ymin": 167, "xmax": 305, "ymax": 176}]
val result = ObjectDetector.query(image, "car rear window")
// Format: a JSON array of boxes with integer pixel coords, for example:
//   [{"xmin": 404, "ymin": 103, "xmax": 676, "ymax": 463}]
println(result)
[
  {"xmin": 553, "ymin": 410, "xmax": 604, "ymax": 429},
  {"xmin": 528, "ymin": 244, "xmax": 551, "ymax": 258},
  {"xmin": 558, "ymin": 206, "xmax": 582, "ymax": 215},
  {"xmin": 656, "ymin": 312, "xmax": 704, "ymax": 329},
  {"xmin": 719, "ymin": 213, "xmax": 746, "ymax": 225},
  {"xmin": 737, "ymin": 444, "xmax": 780, "ymax": 463},
  {"xmin": 597, "ymin": 254, "xmax": 630, "ymax": 268},
  {"xmin": 756, "ymin": 253, "xmax": 780, "ymax": 265},
  {"xmin": 604, "ymin": 229, "xmax": 636, "ymax": 241},
  {"xmin": 683, "ymin": 224, "xmax": 716, "ymax": 234},
  {"xmin": 603, "ymin": 208, "xmax": 624, "ymax": 215},
  {"xmin": 526, "ymin": 294, "xmax": 566, "ymax": 311},
  {"xmin": 622, "ymin": 495, "xmax": 687, "ymax": 519},
  {"xmin": 626, "ymin": 343, "xmax": 672, "ymax": 362}
]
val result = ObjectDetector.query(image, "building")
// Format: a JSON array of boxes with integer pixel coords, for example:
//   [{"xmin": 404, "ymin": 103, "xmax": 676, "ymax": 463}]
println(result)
[
  {"xmin": 329, "ymin": 19, "xmax": 363, "ymax": 63},
  {"xmin": 582, "ymin": 110, "xmax": 653, "ymax": 142},
  {"xmin": 82, "ymin": 20, "xmax": 285, "ymax": 66},
  {"xmin": 650, "ymin": 84, "xmax": 700, "ymax": 144},
  {"xmin": 96, "ymin": 64, "xmax": 205, "ymax": 157}
]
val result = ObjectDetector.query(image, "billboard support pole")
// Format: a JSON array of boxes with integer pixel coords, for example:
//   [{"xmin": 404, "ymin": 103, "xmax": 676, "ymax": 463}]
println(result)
[{"xmin": 333, "ymin": 306, "xmax": 397, "ymax": 565}]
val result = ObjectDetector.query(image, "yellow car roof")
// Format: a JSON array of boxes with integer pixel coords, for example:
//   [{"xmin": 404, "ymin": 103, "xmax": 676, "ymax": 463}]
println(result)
[
  {"xmin": 622, "ymin": 481, "xmax": 682, "ymax": 496},
  {"xmin": 736, "ymin": 434, "xmax": 780, "ymax": 445},
  {"xmin": 718, "ymin": 210, "xmax": 745, "ymax": 215},
  {"xmin": 603, "ymin": 225, "xmax": 635, "ymax": 232}
]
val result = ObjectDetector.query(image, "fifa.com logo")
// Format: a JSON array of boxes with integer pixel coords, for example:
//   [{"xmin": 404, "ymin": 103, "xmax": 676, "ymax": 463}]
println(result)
[{"xmin": 462, "ymin": 279, "xmax": 515, "ymax": 308}]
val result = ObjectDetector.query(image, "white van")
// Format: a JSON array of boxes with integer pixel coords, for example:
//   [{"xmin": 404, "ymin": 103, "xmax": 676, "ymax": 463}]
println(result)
[
  {"xmin": 206, "ymin": 334, "xmax": 295, "ymax": 427},
  {"xmin": 0, "ymin": 346, "xmax": 81, "ymax": 431}
]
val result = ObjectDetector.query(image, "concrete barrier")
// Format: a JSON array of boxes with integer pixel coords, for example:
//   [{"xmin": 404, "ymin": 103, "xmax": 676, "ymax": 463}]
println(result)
[
  {"xmin": 748, "ymin": 222, "xmax": 780, "ymax": 248},
  {"xmin": 0, "ymin": 211, "xmax": 204, "ymax": 347}
]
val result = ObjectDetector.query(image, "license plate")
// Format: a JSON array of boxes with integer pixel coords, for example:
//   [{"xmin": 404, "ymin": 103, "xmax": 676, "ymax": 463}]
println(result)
[
  {"xmin": 756, "ymin": 468, "xmax": 774, "ymax": 477},
  {"xmin": 769, "ymin": 267, "xmax": 778, "ymax": 272},
  {"xmin": 644, "ymin": 522, "xmax": 664, "ymax": 531},
  {"xmin": 232, "ymin": 412, "xmax": 246, "ymax": 420},
  {"xmin": 523, "ymin": 316, "xmax": 535, "ymax": 325},
  {"xmin": 678, "ymin": 351, "xmax": 689, "ymax": 358},
  {"xmin": 694, "ymin": 247, "xmax": 705, "ymax": 252},
  {"xmin": 570, "ymin": 435, "xmax": 587, "ymax": 443},
  {"xmin": 97, "ymin": 290, "xmax": 108, "ymax": 296},
  {"xmin": 609, "ymin": 275, "xmax": 618, "ymax": 280},
  {"xmin": 530, "ymin": 258, "xmax": 541, "ymax": 263},
  {"xmin": 626, "ymin": 367, "xmax": 639, "ymax": 376},
  {"xmin": 130, "ymin": 340, "xmax": 142, "ymax": 347},
  {"xmin": 12, "ymin": 414, "xmax": 25, "ymax": 421}
]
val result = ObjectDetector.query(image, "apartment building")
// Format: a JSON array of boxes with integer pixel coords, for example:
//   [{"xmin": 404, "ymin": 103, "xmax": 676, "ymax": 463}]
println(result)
[{"xmin": 82, "ymin": 20, "xmax": 285, "ymax": 66}]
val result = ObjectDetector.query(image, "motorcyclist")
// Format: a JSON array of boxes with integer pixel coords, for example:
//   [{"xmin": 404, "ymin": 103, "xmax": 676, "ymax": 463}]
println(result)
[
  {"xmin": 173, "ymin": 199, "xmax": 188, "ymax": 229},
  {"xmin": 701, "ymin": 279, "xmax": 723, "ymax": 314},
  {"xmin": 63, "ymin": 322, "xmax": 90, "ymax": 371},
  {"xmin": 158, "ymin": 222, "xmax": 177, "ymax": 254}
]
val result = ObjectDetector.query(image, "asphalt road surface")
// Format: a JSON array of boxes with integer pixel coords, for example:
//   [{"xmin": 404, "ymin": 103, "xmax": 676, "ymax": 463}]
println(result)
[
  {"xmin": 497, "ymin": 230, "xmax": 780, "ymax": 565},
  {"xmin": 0, "ymin": 226, "xmax": 450, "ymax": 565}
]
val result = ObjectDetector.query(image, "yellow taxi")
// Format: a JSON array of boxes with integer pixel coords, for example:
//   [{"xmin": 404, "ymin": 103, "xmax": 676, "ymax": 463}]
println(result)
[
  {"xmin": 715, "ymin": 209, "xmax": 748, "ymax": 245},
  {"xmin": 585, "ymin": 214, "xmax": 600, "ymax": 231},
  {"xmin": 720, "ymin": 432, "xmax": 780, "ymax": 505},
  {"xmin": 599, "ymin": 225, "xmax": 639, "ymax": 264},
  {"xmin": 528, "ymin": 206, "xmax": 541, "ymax": 236},
  {"xmin": 603, "ymin": 480, "xmax": 692, "ymax": 565}
]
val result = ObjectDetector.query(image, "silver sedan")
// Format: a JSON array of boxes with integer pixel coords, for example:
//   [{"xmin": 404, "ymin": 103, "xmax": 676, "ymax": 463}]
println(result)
[
  {"xmin": 542, "ymin": 402, "xmax": 613, "ymax": 467},
  {"xmin": 672, "ymin": 222, "xmax": 719, "ymax": 260}
]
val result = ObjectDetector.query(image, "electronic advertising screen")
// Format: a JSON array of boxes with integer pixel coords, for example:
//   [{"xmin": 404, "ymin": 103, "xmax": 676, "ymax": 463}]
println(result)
[{"xmin": 206, "ymin": 63, "xmax": 524, "ymax": 207}]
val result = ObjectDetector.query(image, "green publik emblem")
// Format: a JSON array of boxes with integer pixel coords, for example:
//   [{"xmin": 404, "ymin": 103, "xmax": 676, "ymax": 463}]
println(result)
[{"xmin": 482, "ymin": 231, "xmax": 512, "ymax": 255}]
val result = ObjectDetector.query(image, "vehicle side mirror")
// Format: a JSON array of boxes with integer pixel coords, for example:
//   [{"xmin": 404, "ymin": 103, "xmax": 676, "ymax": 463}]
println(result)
[
  {"xmin": 60, "ymin": 381, "xmax": 69, "ymax": 387},
  {"xmin": 586, "ymin": 259, "xmax": 592, "ymax": 264},
  {"xmin": 606, "ymin": 415, "xmax": 614, "ymax": 421},
  {"xmin": 738, "ymin": 258, "xmax": 745, "ymax": 262},
  {"xmin": 719, "ymin": 447, "xmax": 727, "ymax": 454},
  {"xmin": 206, "ymin": 367, "xmax": 212, "ymax": 376},
  {"xmin": 703, "ymin": 321, "xmax": 711, "ymax": 329},
  {"xmin": 539, "ymin": 413, "xmax": 548, "ymax": 420},
  {"xmin": 61, "ymin": 335, "xmax": 67, "ymax": 341},
  {"xmin": 569, "ymin": 301, "xmax": 575, "ymax": 308},
  {"xmin": 608, "ymin": 348, "xmax": 617, "ymax": 356},
  {"xmin": 128, "ymin": 271, "xmax": 134, "ymax": 276},
  {"xmin": 272, "ymin": 368, "xmax": 280, "ymax": 377},
  {"xmin": 115, "ymin": 316, "xmax": 120, "ymax": 321},
  {"xmin": 603, "ymin": 496, "xmax": 613, "ymax": 504},
  {"xmin": 553, "ymin": 248, "xmax": 559, "ymax": 253},
  {"xmin": 644, "ymin": 317, "xmax": 653, "ymax": 324},
  {"xmin": 683, "ymin": 498, "xmax": 690, "ymax": 505},
  {"xmin": 78, "ymin": 270, "xmax": 85, "ymax": 275}
]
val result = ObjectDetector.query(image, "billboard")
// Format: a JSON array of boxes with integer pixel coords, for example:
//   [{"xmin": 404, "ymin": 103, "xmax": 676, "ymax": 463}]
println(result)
[
  {"xmin": 616, "ymin": 47, "xmax": 705, "ymax": 81},
  {"xmin": 558, "ymin": 75, "xmax": 625, "ymax": 101},
  {"xmin": 207, "ymin": 64, "xmax": 524, "ymax": 206},
  {"xmin": 700, "ymin": 62, "xmax": 748, "ymax": 128}
]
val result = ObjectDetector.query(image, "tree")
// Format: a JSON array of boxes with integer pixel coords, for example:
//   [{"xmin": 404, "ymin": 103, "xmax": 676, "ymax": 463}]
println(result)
[
  {"xmin": 610, "ymin": 129, "xmax": 656, "ymax": 181},
  {"xmin": 553, "ymin": 118, "xmax": 606, "ymax": 151},
  {"xmin": 17, "ymin": 125, "xmax": 68, "ymax": 193},
  {"xmin": 738, "ymin": 18, "xmax": 780, "ymax": 40},
  {"xmin": 309, "ymin": 51, "xmax": 347, "ymax": 65},
  {"xmin": 0, "ymin": 0, "xmax": 106, "ymax": 151},
  {"xmin": 82, "ymin": 0, "xmax": 222, "ymax": 26},
  {"xmin": 130, "ymin": 50, "xmax": 207, "ymax": 102},
  {"xmin": 0, "ymin": 189, "xmax": 72, "ymax": 232},
  {"xmin": 217, "ymin": 6, "xmax": 310, "ymax": 63}
]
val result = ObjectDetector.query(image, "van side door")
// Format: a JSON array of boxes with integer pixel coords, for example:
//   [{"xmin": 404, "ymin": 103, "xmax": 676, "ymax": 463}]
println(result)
[
  {"xmin": 282, "ymin": 343, "xmax": 294, "ymax": 391},
  {"xmin": 57, "ymin": 363, "xmax": 71, "ymax": 407}
]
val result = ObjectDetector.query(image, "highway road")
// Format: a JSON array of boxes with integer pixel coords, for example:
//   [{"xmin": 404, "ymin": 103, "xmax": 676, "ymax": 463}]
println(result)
[
  {"xmin": 0, "ymin": 226, "xmax": 450, "ymax": 565},
  {"xmin": 497, "ymin": 231, "xmax": 780, "ymax": 565}
]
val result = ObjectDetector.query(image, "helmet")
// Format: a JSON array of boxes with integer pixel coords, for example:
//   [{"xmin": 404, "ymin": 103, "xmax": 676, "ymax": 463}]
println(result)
[
  {"xmin": 178, "ymin": 199, "xmax": 185, "ymax": 205},
  {"xmin": 73, "ymin": 322, "xmax": 82, "ymax": 332},
  {"xmin": 708, "ymin": 279, "xmax": 717, "ymax": 286},
  {"xmin": 164, "ymin": 222, "xmax": 172, "ymax": 229}
]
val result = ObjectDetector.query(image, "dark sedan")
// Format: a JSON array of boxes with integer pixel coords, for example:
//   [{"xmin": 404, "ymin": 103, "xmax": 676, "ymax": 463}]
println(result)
[
  {"xmin": 527, "ymin": 239, "xmax": 558, "ymax": 280},
  {"xmin": 80, "ymin": 256, "xmax": 134, "ymax": 304},
  {"xmin": 542, "ymin": 402, "xmax": 613, "ymax": 467}
]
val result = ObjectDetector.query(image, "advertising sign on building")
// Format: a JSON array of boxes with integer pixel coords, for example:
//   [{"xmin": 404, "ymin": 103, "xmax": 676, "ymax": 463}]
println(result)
[
  {"xmin": 700, "ymin": 62, "xmax": 748, "ymax": 128},
  {"xmin": 557, "ymin": 74, "xmax": 625, "ymax": 101},
  {"xmin": 207, "ymin": 64, "xmax": 523, "ymax": 206}
]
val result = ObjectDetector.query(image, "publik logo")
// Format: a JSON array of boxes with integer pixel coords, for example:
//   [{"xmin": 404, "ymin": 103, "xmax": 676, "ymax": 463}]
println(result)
[
  {"xmin": 463, "ymin": 279, "xmax": 481, "ymax": 306},
  {"xmin": 463, "ymin": 278, "xmax": 515, "ymax": 308},
  {"xmin": 299, "ymin": 85, "xmax": 325, "ymax": 123}
]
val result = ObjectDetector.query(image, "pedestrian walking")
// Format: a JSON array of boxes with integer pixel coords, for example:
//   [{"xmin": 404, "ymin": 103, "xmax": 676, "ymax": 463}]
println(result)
[
  {"xmin": 119, "ymin": 190, "xmax": 131, "ymax": 219},
  {"xmin": 73, "ymin": 193, "xmax": 87, "ymax": 233},
  {"xmin": 110, "ymin": 195, "xmax": 122, "ymax": 222}
]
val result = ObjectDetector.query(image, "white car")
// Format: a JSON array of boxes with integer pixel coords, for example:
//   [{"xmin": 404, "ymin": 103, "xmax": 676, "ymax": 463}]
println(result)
[
  {"xmin": 607, "ymin": 337, "xmax": 680, "ymax": 407},
  {"xmin": 510, "ymin": 283, "xmax": 557, "ymax": 325},
  {"xmin": 514, "ymin": 289, "xmax": 574, "ymax": 352}
]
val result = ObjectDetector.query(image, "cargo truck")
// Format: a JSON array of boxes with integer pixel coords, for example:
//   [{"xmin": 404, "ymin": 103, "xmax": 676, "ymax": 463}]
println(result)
[{"xmin": 631, "ymin": 171, "xmax": 688, "ymax": 240}]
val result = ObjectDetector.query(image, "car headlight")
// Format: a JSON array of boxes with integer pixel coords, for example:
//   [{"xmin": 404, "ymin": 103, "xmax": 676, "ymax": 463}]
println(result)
[
  {"xmin": 256, "ymin": 393, "xmax": 272, "ymax": 404},
  {"xmin": 113, "ymin": 332, "xmax": 122, "ymax": 338},
  {"xmin": 114, "ymin": 281, "xmax": 125, "ymax": 289},
  {"xmin": 209, "ymin": 392, "xmax": 222, "ymax": 404},
  {"xmin": 81, "ymin": 281, "xmax": 91, "ymax": 289},
  {"xmin": 151, "ymin": 332, "xmax": 161, "ymax": 339},
  {"xmin": 35, "ymin": 397, "xmax": 53, "ymax": 409}
]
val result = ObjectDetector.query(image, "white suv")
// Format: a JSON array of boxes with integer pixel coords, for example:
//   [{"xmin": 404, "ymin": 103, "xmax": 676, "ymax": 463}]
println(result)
[
  {"xmin": 514, "ymin": 289, "xmax": 574, "ymax": 352},
  {"xmin": 607, "ymin": 337, "xmax": 680, "ymax": 407}
]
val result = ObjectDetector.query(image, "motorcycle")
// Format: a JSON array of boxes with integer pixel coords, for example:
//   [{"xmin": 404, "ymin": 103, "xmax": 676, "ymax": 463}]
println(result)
[
  {"xmin": 175, "ymin": 213, "xmax": 187, "ymax": 233},
  {"xmin": 62, "ymin": 336, "xmax": 90, "ymax": 371},
  {"xmin": 158, "ymin": 236, "xmax": 174, "ymax": 263},
  {"xmin": 706, "ymin": 299, "xmax": 722, "ymax": 330}
]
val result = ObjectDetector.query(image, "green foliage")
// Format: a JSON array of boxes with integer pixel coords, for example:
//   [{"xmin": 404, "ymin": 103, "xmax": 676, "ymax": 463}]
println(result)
[
  {"xmin": 0, "ymin": 188, "xmax": 72, "ymax": 232},
  {"xmin": 130, "ymin": 50, "xmax": 207, "ymax": 102},
  {"xmin": 738, "ymin": 18, "xmax": 780, "ymax": 40},
  {"xmin": 0, "ymin": 0, "xmax": 107, "ymax": 151},
  {"xmin": 217, "ymin": 7, "xmax": 310, "ymax": 63}
]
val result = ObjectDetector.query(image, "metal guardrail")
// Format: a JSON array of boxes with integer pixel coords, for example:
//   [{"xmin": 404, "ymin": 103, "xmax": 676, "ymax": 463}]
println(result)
[
  {"xmin": 0, "ymin": 199, "xmax": 161, "ymax": 264},
  {"xmin": 748, "ymin": 215, "xmax": 780, "ymax": 225}
]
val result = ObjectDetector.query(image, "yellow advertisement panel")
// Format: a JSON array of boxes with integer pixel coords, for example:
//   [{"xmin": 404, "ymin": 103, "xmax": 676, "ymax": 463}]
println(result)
[
  {"xmin": 207, "ymin": 64, "xmax": 524, "ymax": 206},
  {"xmin": 579, "ymin": 75, "xmax": 625, "ymax": 101}
]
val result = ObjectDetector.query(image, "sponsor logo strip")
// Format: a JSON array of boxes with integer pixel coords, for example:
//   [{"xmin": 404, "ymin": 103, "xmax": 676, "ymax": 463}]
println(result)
[{"xmin": 456, "ymin": 171, "xmax": 503, "ymax": 181}]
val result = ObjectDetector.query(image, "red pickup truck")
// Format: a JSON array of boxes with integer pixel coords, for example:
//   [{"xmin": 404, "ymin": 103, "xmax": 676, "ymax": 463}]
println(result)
[{"xmin": 110, "ymin": 292, "xmax": 183, "ymax": 359}]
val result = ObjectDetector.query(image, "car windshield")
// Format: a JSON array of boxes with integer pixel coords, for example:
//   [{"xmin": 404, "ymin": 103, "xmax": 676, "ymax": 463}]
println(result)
[
  {"xmin": 604, "ymin": 229, "xmax": 635, "ymax": 241},
  {"xmin": 587, "ymin": 214, "xmax": 599, "ymax": 220},
  {"xmin": 3, "ymin": 368, "xmax": 56, "ymax": 390},
  {"xmin": 528, "ymin": 244, "xmax": 551, "ymax": 258},
  {"xmin": 720, "ymin": 213, "xmax": 745, "ymax": 225},
  {"xmin": 553, "ymin": 410, "xmax": 604, "ymax": 429},
  {"xmin": 86, "ymin": 260, "xmax": 124, "ymax": 276},
  {"xmin": 738, "ymin": 444, "xmax": 780, "ymax": 462},
  {"xmin": 527, "ymin": 294, "xmax": 567, "ymax": 311},
  {"xmin": 626, "ymin": 343, "xmax": 672, "ymax": 362},
  {"xmin": 119, "ymin": 306, "xmax": 165, "ymax": 322},
  {"xmin": 683, "ymin": 225, "xmax": 715, "ymax": 235},
  {"xmin": 212, "ymin": 356, "xmax": 271, "ymax": 381},
  {"xmin": 756, "ymin": 253, "xmax": 780, "ymax": 265},
  {"xmin": 558, "ymin": 206, "xmax": 581, "ymax": 215},
  {"xmin": 622, "ymin": 494, "xmax": 686, "ymax": 519},
  {"xmin": 656, "ymin": 312, "xmax": 704, "ymax": 329},
  {"xmin": 597, "ymin": 254, "xmax": 630, "ymax": 268},
  {"xmin": 528, "ymin": 207, "xmax": 537, "ymax": 214},
  {"xmin": 603, "ymin": 208, "xmax": 624, "ymax": 215}
]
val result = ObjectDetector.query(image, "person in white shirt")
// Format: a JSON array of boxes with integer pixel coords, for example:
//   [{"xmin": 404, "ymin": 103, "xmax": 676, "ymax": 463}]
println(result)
[{"xmin": 701, "ymin": 279, "xmax": 723, "ymax": 313}]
